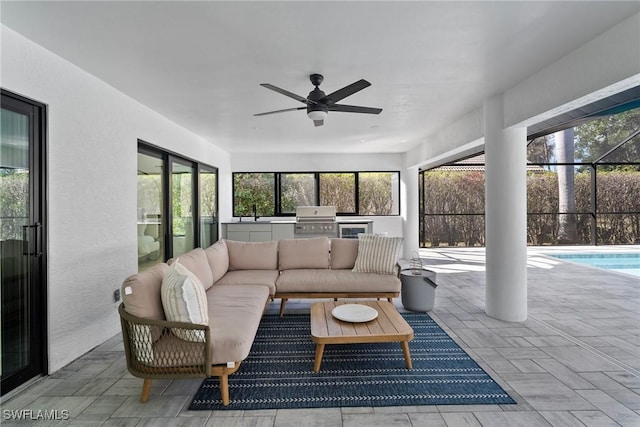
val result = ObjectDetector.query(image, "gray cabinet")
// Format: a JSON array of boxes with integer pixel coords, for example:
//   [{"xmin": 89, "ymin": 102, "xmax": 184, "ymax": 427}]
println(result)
[
  {"xmin": 271, "ymin": 223, "xmax": 295, "ymax": 240},
  {"xmin": 222, "ymin": 222, "xmax": 295, "ymax": 242}
]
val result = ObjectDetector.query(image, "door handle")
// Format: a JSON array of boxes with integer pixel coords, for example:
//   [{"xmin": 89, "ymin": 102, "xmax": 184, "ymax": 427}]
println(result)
[{"xmin": 21, "ymin": 222, "xmax": 42, "ymax": 257}]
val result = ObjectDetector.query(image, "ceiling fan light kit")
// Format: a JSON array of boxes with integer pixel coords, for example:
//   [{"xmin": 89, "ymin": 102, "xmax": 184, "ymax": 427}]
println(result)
[
  {"xmin": 307, "ymin": 109, "xmax": 328, "ymax": 121},
  {"xmin": 255, "ymin": 74, "xmax": 382, "ymax": 127}
]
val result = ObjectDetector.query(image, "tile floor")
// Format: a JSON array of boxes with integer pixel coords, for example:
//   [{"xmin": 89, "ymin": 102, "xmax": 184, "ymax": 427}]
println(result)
[{"xmin": 1, "ymin": 247, "xmax": 639, "ymax": 426}]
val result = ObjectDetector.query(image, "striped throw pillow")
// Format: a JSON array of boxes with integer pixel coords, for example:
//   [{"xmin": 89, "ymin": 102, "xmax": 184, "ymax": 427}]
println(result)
[
  {"xmin": 161, "ymin": 260, "xmax": 208, "ymax": 342},
  {"xmin": 352, "ymin": 234, "xmax": 403, "ymax": 275}
]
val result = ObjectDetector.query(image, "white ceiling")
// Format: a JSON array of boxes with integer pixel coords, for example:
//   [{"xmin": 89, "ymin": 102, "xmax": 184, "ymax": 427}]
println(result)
[{"xmin": 1, "ymin": 1, "xmax": 638, "ymax": 154}]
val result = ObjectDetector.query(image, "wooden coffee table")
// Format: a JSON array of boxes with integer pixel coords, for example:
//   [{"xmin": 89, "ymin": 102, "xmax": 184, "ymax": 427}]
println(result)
[{"xmin": 310, "ymin": 301, "xmax": 414, "ymax": 372}]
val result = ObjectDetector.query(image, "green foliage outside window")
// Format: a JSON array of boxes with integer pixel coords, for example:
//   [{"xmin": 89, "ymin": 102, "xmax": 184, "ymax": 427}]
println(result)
[
  {"xmin": 358, "ymin": 172, "xmax": 398, "ymax": 215},
  {"xmin": 233, "ymin": 171, "xmax": 399, "ymax": 216},
  {"xmin": 172, "ymin": 172, "xmax": 193, "ymax": 236},
  {"xmin": 0, "ymin": 169, "xmax": 28, "ymax": 240},
  {"xmin": 280, "ymin": 173, "xmax": 315, "ymax": 213},
  {"xmin": 319, "ymin": 173, "xmax": 355, "ymax": 213},
  {"xmin": 575, "ymin": 109, "xmax": 640, "ymax": 167},
  {"xmin": 234, "ymin": 173, "xmax": 275, "ymax": 217}
]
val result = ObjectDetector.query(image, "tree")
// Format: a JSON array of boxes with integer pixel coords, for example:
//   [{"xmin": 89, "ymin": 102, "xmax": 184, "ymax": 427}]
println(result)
[
  {"xmin": 555, "ymin": 129, "xmax": 577, "ymax": 243},
  {"xmin": 575, "ymin": 108, "xmax": 640, "ymax": 168}
]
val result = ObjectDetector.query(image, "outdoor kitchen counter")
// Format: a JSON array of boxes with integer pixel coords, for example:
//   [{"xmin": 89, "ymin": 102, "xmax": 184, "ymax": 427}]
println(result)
[{"xmin": 222, "ymin": 219, "xmax": 374, "ymax": 242}]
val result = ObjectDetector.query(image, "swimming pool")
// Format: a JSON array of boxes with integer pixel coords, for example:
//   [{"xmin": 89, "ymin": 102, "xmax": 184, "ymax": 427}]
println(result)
[{"xmin": 546, "ymin": 252, "xmax": 640, "ymax": 277}]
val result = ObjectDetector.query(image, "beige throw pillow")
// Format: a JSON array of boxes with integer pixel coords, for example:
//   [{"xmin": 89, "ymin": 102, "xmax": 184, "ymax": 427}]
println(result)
[
  {"xmin": 352, "ymin": 234, "xmax": 403, "ymax": 275},
  {"xmin": 161, "ymin": 260, "xmax": 208, "ymax": 342}
]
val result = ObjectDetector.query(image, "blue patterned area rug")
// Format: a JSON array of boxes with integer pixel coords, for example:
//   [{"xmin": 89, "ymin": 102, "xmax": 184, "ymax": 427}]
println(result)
[{"xmin": 189, "ymin": 312, "xmax": 515, "ymax": 410}]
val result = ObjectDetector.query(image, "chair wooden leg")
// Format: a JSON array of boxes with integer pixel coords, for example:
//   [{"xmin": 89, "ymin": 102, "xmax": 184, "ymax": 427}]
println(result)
[
  {"xmin": 220, "ymin": 374, "xmax": 229, "ymax": 406},
  {"xmin": 140, "ymin": 379, "xmax": 152, "ymax": 403},
  {"xmin": 279, "ymin": 298, "xmax": 288, "ymax": 317}
]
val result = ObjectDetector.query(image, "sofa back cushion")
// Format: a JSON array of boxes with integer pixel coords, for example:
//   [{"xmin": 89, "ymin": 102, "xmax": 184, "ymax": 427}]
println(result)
[
  {"xmin": 122, "ymin": 262, "xmax": 168, "ymax": 320},
  {"xmin": 171, "ymin": 247, "xmax": 214, "ymax": 290},
  {"xmin": 330, "ymin": 238, "xmax": 359, "ymax": 269},
  {"xmin": 205, "ymin": 239, "xmax": 229, "ymax": 285},
  {"xmin": 278, "ymin": 237, "xmax": 330, "ymax": 270},
  {"xmin": 225, "ymin": 239, "xmax": 278, "ymax": 270}
]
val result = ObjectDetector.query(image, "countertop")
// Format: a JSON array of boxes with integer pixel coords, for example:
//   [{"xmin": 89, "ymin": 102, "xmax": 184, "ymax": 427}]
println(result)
[{"xmin": 222, "ymin": 219, "xmax": 374, "ymax": 224}]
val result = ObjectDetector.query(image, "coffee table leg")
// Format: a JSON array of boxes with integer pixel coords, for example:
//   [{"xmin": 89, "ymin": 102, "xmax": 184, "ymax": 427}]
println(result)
[
  {"xmin": 401, "ymin": 341, "xmax": 412, "ymax": 369},
  {"xmin": 313, "ymin": 343, "xmax": 325, "ymax": 372}
]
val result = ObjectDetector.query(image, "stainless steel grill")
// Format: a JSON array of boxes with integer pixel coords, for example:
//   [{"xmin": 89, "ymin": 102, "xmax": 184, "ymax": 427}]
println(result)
[{"xmin": 294, "ymin": 206, "xmax": 338, "ymax": 238}]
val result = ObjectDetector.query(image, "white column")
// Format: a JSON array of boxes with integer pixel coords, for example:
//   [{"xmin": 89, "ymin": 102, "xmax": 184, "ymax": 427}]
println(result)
[
  {"xmin": 402, "ymin": 166, "xmax": 420, "ymax": 259},
  {"xmin": 484, "ymin": 96, "xmax": 528, "ymax": 322}
]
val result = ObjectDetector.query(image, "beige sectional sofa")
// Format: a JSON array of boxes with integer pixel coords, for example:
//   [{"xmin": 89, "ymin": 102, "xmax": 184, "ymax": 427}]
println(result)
[{"xmin": 119, "ymin": 236, "xmax": 401, "ymax": 406}]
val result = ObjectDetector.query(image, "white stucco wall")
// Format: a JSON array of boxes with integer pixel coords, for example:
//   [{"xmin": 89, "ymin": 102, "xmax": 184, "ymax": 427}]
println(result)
[{"xmin": 1, "ymin": 25, "xmax": 232, "ymax": 372}]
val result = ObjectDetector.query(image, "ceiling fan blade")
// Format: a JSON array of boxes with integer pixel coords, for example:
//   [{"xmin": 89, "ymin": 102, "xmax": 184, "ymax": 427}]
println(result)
[
  {"xmin": 313, "ymin": 119, "xmax": 324, "ymax": 127},
  {"xmin": 329, "ymin": 104, "xmax": 382, "ymax": 114},
  {"xmin": 254, "ymin": 106, "xmax": 306, "ymax": 116},
  {"xmin": 260, "ymin": 83, "xmax": 314, "ymax": 104},
  {"xmin": 320, "ymin": 79, "xmax": 371, "ymax": 104}
]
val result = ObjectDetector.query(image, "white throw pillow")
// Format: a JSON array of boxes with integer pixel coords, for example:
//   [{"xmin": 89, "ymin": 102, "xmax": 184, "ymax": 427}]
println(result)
[
  {"xmin": 352, "ymin": 233, "xmax": 403, "ymax": 275},
  {"xmin": 161, "ymin": 259, "xmax": 208, "ymax": 342}
]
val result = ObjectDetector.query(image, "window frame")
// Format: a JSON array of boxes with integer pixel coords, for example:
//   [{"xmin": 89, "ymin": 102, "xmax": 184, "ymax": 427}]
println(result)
[
  {"xmin": 232, "ymin": 170, "xmax": 401, "ymax": 217},
  {"xmin": 138, "ymin": 140, "xmax": 218, "ymax": 263}
]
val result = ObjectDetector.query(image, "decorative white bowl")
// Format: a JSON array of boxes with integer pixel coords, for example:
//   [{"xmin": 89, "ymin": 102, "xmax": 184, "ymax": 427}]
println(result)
[{"xmin": 331, "ymin": 304, "xmax": 378, "ymax": 323}]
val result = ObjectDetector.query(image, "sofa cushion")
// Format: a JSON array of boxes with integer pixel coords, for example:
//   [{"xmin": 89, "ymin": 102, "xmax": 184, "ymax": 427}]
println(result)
[
  {"xmin": 122, "ymin": 262, "xmax": 168, "ymax": 320},
  {"xmin": 206, "ymin": 284, "xmax": 270, "ymax": 364},
  {"xmin": 172, "ymin": 248, "xmax": 214, "ymax": 290},
  {"xmin": 330, "ymin": 238, "xmax": 359, "ymax": 269},
  {"xmin": 276, "ymin": 269, "xmax": 401, "ymax": 293},
  {"xmin": 160, "ymin": 260, "xmax": 208, "ymax": 342},
  {"xmin": 278, "ymin": 237, "xmax": 330, "ymax": 270},
  {"xmin": 225, "ymin": 239, "xmax": 278, "ymax": 270},
  {"xmin": 205, "ymin": 240, "xmax": 229, "ymax": 287},
  {"xmin": 214, "ymin": 270, "xmax": 279, "ymax": 296},
  {"xmin": 352, "ymin": 234, "xmax": 403, "ymax": 275}
]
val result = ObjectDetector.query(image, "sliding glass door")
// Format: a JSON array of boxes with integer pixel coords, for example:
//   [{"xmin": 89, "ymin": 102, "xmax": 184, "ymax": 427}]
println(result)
[
  {"xmin": 1, "ymin": 90, "xmax": 47, "ymax": 395},
  {"xmin": 137, "ymin": 141, "xmax": 217, "ymax": 270},
  {"xmin": 199, "ymin": 166, "xmax": 218, "ymax": 247},
  {"xmin": 137, "ymin": 151, "xmax": 165, "ymax": 271},
  {"xmin": 171, "ymin": 159, "xmax": 195, "ymax": 257}
]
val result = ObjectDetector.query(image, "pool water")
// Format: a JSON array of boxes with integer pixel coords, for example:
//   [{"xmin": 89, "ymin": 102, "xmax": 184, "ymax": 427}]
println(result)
[{"xmin": 546, "ymin": 252, "xmax": 640, "ymax": 277}]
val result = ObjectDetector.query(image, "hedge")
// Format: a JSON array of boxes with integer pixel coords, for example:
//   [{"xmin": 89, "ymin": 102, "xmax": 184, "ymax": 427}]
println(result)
[{"xmin": 421, "ymin": 170, "xmax": 640, "ymax": 246}]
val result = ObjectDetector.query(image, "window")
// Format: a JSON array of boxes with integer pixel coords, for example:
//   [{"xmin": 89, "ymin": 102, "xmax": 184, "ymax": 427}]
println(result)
[
  {"xmin": 319, "ymin": 173, "xmax": 356, "ymax": 213},
  {"xmin": 232, "ymin": 171, "xmax": 400, "ymax": 216},
  {"xmin": 280, "ymin": 173, "xmax": 315, "ymax": 214},
  {"xmin": 358, "ymin": 172, "xmax": 400, "ymax": 215},
  {"xmin": 233, "ymin": 173, "xmax": 275, "ymax": 217},
  {"xmin": 137, "ymin": 141, "xmax": 218, "ymax": 270}
]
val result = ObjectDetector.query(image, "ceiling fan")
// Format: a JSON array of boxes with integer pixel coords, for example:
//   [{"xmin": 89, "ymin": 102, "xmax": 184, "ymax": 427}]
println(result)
[{"xmin": 254, "ymin": 74, "xmax": 382, "ymax": 127}]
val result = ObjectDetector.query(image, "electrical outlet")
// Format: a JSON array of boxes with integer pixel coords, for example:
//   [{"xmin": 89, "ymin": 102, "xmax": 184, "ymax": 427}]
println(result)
[{"xmin": 113, "ymin": 289, "xmax": 121, "ymax": 302}]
